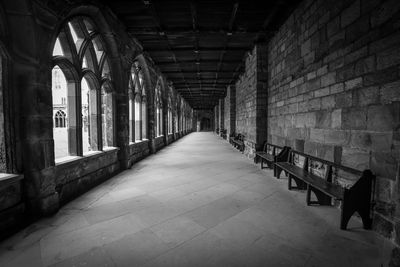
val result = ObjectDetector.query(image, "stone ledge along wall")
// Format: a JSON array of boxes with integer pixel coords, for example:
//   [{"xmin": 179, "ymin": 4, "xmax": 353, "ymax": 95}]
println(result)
[
  {"xmin": 236, "ymin": 45, "xmax": 268, "ymax": 158},
  {"xmin": 267, "ymin": 0, "xmax": 400, "ymax": 255}
]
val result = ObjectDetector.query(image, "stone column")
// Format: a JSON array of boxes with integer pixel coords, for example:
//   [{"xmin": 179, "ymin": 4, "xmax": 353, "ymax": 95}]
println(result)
[{"xmin": 219, "ymin": 99, "xmax": 224, "ymax": 135}]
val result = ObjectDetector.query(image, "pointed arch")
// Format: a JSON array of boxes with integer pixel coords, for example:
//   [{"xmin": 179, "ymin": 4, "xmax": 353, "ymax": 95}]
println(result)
[{"xmin": 51, "ymin": 14, "xmax": 116, "ymax": 159}]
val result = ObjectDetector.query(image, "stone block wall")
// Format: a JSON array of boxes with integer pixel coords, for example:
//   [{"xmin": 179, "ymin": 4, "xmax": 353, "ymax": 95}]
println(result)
[
  {"xmin": 236, "ymin": 45, "xmax": 268, "ymax": 157},
  {"xmin": 55, "ymin": 149, "xmax": 120, "ymax": 205},
  {"xmin": 129, "ymin": 141, "xmax": 150, "ymax": 165},
  {"xmin": 155, "ymin": 136, "xmax": 165, "ymax": 152},
  {"xmin": 0, "ymin": 56, "xmax": 5, "ymax": 172},
  {"xmin": 224, "ymin": 85, "xmax": 236, "ymax": 139},
  {"xmin": 219, "ymin": 99, "xmax": 225, "ymax": 132},
  {"xmin": 267, "ymin": 0, "xmax": 400, "ymax": 250},
  {"xmin": 214, "ymin": 104, "xmax": 219, "ymax": 131},
  {"xmin": 167, "ymin": 134, "xmax": 174, "ymax": 144},
  {"xmin": 0, "ymin": 0, "xmax": 194, "ymax": 238}
]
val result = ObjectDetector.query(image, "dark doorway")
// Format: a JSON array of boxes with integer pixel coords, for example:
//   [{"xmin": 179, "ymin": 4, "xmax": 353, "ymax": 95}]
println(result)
[{"xmin": 200, "ymin": 117, "xmax": 211, "ymax": 131}]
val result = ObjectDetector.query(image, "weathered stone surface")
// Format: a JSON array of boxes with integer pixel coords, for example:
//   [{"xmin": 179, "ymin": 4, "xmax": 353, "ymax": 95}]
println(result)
[
  {"xmin": 345, "ymin": 77, "xmax": 363, "ymax": 90},
  {"xmin": 367, "ymin": 103, "xmax": 400, "ymax": 131},
  {"xmin": 304, "ymin": 141, "xmax": 336, "ymax": 161},
  {"xmin": 389, "ymin": 246, "xmax": 400, "ymax": 267},
  {"xmin": 354, "ymin": 55, "xmax": 376, "ymax": 76},
  {"xmin": 377, "ymin": 46, "xmax": 400, "ymax": 70},
  {"xmin": 264, "ymin": 0, "xmax": 400, "ymax": 247},
  {"xmin": 341, "ymin": 146, "xmax": 369, "ymax": 170},
  {"xmin": 314, "ymin": 87, "xmax": 330, "ymax": 98},
  {"xmin": 342, "ymin": 107, "xmax": 367, "ymax": 130},
  {"xmin": 371, "ymin": 0, "xmax": 400, "ymax": 28},
  {"xmin": 330, "ymin": 83, "xmax": 344, "ymax": 94},
  {"xmin": 0, "ymin": 183, "xmax": 21, "ymax": 211},
  {"xmin": 324, "ymin": 130, "xmax": 350, "ymax": 145},
  {"xmin": 374, "ymin": 212, "xmax": 394, "ymax": 239},
  {"xmin": 331, "ymin": 109, "xmax": 342, "ymax": 129},
  {"xmin": 363, "ymin": 67, "xmax": 399, "ymax": 86},
  {"xmin": 381, "ymin": 81, "xmax": 400, "ymax": 104},
  {"xmin": 352, "ymin": 86, "xmax": 380, "ymax": 106},
  {"xmin": 321, "ymin": 72, "xmax": 336, "ymax": 87},
  {"xmin": 371, "ymin": 151, "xmax": 398, "ymax": 180},
  {"xmin": 341, "ymin": 0, "xmax": 360, "ymax": 28},
  {"xmin": 315, "ymin": 111, "xmax": 331, "ymax": 128}
]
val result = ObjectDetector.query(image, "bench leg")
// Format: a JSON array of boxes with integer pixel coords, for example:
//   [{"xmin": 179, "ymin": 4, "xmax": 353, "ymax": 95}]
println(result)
[
  {"xmin": 266, "ymin": 161, "xmax": 272, "ymax": 169},
  {"xmin": 340, "ymin": 191, "xmax": 372, "ymax": 230},
  {"xmin": 306, "ymin": 185, "xmax": 311, "ymax": 206},
  {"xmin": 340, "ymin": 201, "xmax": 353, "ymax": 230},
  {"xmin": 314, "ymin": 188, "xmax": 332, "ymax": 205},
  {"xmin": 276, "ymin": 166, "xmax": 282, "ymax": 179},
  {"xmin": 261, "ymin": 159, "xmax": 264, "ymax": 169},
  {"xmin": 358, "ymin": 205, "xmax": 373, "ymax": 230},
  {"xmin": 291, "ymin": 176, "xmax": 307, "ymax": 190},
  {"xmin": 288, "ymin": 175, "xmax": 292, "ymax": 190}
]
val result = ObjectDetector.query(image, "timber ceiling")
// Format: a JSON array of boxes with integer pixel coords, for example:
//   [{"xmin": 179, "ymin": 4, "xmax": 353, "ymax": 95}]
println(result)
[{"xmin": 103, "ymin": 0, "xmax": 299, "ymax": 109}]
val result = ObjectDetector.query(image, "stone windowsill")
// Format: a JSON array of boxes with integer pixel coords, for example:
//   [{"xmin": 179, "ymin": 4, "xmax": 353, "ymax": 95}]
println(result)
[
  {"xmin": 0, "ymin": 173, "xmax": 24, "ymax": 189},
  {"xmin": 129, "ymin": 139, "xmax": 149, "ymax": 146},
  {"xmin": 55, "ymin": 147, "xmax": 120, "ymax": 167}
]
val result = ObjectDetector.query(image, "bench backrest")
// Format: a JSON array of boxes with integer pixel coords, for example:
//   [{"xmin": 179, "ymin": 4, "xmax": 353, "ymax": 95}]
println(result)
[
  {"xmin": 260, "ymin": 142, "xmax": 291, "ymax": 162},
  {"xmin": 262, "ymin": 142, "xmax": 283, "ymax": 155},
  {"xmin": 236, "ymin": 134, "xmax": 245, "ymax": 141},
  {"xmin": 288, "ymin": 150, "xmax": 375, "ymax": 193}
]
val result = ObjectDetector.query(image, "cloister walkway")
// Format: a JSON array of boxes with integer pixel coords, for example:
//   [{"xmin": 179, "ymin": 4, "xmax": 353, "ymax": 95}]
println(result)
[{"xmin": 0, "ymin": 132, "xmax": 393, "ymax": 266}]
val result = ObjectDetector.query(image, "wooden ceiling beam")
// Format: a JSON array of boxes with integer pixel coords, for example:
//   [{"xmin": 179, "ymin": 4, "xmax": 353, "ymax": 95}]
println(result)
[
  {"xmin": 144, "ymin": 1, "xmax": 193, "ymax": 99},
  {"xmin": 173, "ymin": 82, "xmax": 229, "ymax": 86},
  {"xmin": 146, "ymin": 47, "xmax": 247, "ymax": 52},
  {"xmin": 189, "ymin": 2, "xmax": 203, "ymax": 94},
  {"xmin": 127, "ymin": 28, "xmax": 266, "ymax": 35},
  {"xmin": 163, "ymin": 70, "xmax": 232, "ymax": 74},
  {"xmin": 156, "ymin": 59, "xmax": 242, "ymax": 65},
  {"xmin": 212, "ymin": 2, "xmax": 239, "ymax": 93}
]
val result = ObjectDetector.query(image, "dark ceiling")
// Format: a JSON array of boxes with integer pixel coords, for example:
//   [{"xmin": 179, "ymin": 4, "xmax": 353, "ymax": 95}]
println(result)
[{"xmin": 103, "ymin": 0, "xmax": 300, "ymax": 110}]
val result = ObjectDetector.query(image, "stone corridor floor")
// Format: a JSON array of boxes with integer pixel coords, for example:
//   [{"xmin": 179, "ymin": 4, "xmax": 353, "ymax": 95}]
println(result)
[{"xmin": 0, "ymin": 132, "xmax": 394, "ymax": 267}]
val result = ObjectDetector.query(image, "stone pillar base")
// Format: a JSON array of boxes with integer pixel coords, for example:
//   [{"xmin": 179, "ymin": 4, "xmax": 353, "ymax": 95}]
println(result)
[{"xmin": 28, "ymin": 192, "xmax": 59, "ymax": 217}]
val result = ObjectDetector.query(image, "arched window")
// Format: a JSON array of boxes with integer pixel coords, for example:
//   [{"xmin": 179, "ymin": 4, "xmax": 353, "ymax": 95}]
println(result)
[
  {"xmin": 52, "ymin": 17, "xmax": 114, "ymax": 159},
  {"xmin": 129, "ymin": 61, "xmax": 147, "ymax": 142},
  {"xmin": 168, "ymin": 96, "xmax": 173, "ymax": 134},
  {"xmin": 101, "ymin": 81, "xmax": 114, "ymax": 148},
  {"xmin": 0, "ymin": 48, "xmax": 7, "ymax": 172},
  {"xmin": 180, "ymin": 98, "xmax": 184, "ymax": 132},
  {"xmin": 176, "ymin": 96, "xmax": 180, "ymax": 133},
  {"xmin": 155, "ymin": 80, "xmax": 163, "ymax": 137},
  {"xmin": 55, "ymin": 110, "xmax": 67, "ymax": 128}
]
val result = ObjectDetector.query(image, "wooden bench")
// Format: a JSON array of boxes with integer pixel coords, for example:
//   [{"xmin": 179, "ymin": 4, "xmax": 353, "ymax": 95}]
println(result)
[
  {"xmin": 275, "ymin": 150, "xmax": 375, "ymax": 230},
  {"xmin": 229, "ymin": 133, "xmax": 245, "ymax": 152},
  {"xmin": 254, "ymin": 143, "xmax": 291, "ymax": 177},
  {"xmin": 220, "ymin": 129, "xmax": 227, "ymax": 139}
]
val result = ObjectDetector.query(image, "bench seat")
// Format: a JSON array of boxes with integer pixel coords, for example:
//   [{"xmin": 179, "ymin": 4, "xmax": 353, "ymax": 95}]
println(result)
[
  {"xmin": 275, "ymin": 150, "xmax": 375, "ymax": 230},
  {"xmin": 255, "ymin": 143, "xmax": 290, "ymax": 177},
  {"xmin": 255, "ymin": 152, "xmax": 274, "ymax": 163},
  {"xmin": 276, "ymin": 162, "xmax": 344, "ymax": 199},
  {"xmin": 229, "ymin": 133, "xmax": 245, "ymax": 152}
]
